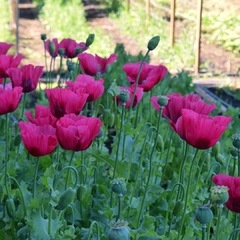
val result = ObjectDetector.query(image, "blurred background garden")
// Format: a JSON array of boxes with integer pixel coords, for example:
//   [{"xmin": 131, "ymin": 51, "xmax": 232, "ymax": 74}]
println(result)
[{"xmin": 1, "ymin": 0, "xmax": 240, "ymax": 73}]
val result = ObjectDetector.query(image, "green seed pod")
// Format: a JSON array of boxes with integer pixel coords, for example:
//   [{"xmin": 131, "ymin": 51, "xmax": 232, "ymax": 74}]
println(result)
[
  {"xmin": 6, "ymin": 198, "xmax": 16, "ymax": 218},
  {"xmin": 96, "ymin": 127, "xmax": 104, "ymax": 139},
  {"xmin": 156, "ymin": 134, "xmax": 164, "ymax": 152},
  {"xmin": 212, "ymin": 141, "xmax": 220, "ymax": 157},
  {"xmin": 215, "ymin": 154, "xmax": 225, "ymax": 165},
  {"xmin": 58, "ymin": 48, "xmax": 65, "ymax": 56},
  {"xmin": 195, "ymin": 205, "xmax": 213, "ymax": 225},
  {"xmin": 147, "ymin": 35, "xmax": 160, "ymax": 51},
  {"xmin": 232, "ymin": 134, "xmax": 240, "ymax": 149},
  {"xmin": 108, "ymin": 220, "xmax": 130, "ymax": 240},
  {"xmin": 86, "ymin": 33, "xmax": 95, "ymax": 47},
  {"xmin": 111, "ymin": 178, "xmax": 126, "ymax": 196},
  {"xmin": 229, "ymin": 146, "xmax": 238, "ymax": 158},
  {"xmin": 57, "ymin": 188, "xmax": 76, "ymax": 210},
  {"xmin": 172, "ymin": 200, "xmax": 184, "ymax": 216},
  {"xmin": 210, "ymin": 186, "xmax": 229, "ymax": 205},
  {"xmin": 157, "ymin": 95, "xmax": 169, "ymax": 107},
  {"xmin": 118, "ymin": 90, "xmax": 130, "ymax": 104}
]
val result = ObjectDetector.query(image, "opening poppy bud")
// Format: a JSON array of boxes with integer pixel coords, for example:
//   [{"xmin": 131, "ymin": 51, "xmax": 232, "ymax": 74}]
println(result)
[
  {"xmin": 48, "ymin": 41, "xmax": 56, "ymax": 56},
  {"xmin": 229, "ymin": 146, "xmax": 238, "ymax": 158},
  {"xmin": 111, "ymin": 178, "xmax": 126, "ymax": 197},
  {"xmin": 195, "ymin": 205, "xmax": 213, "ymax": 225},
  {"xmin": 232, "ymin": 134, "xmax": 240, "ymax": 149},
  {"xmin": 157, "ymin": 95, "xmax": 169, "ymax": 107},
  {"xmin": 6, "ymin": 198, "xmax": 16, "ymax": 218},
  {"xmin": 210, "ymin": 186, "xmax": 229, "ymax": 206},
  {"xmin": 40, "ymin": 33, "xmax": 47, "ymax": 41},
  {"xmin": 58, "ymin": 48, "xmax": 65, "ymax": 56},
  {"xmin": 147, "ymin": 35, "xmax": 160, "ymax": 51},
  {"xmin": 86, "ymin": 33, "xmax": 95, "ymax": 47},
  {"xmin": 108, "ymin": 219, "xmax": 130, "ymax": 240},
  {"xmin": 57, "ymin": 187, "xmax": 76, "ymax": 210},
  {"xmin": 118, "ymin": 90, "xmax": 130, "ymax": 104},
  {"xmin": 212, "ymin": 141, "xmax": 220, "ymax": 157},
  {"xmin": 75, "ymin": 47, "xmax": 83, "ymax": 55}
]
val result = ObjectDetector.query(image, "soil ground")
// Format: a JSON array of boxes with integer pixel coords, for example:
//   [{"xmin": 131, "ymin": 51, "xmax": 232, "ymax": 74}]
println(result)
[{"xmin": 17, "ymin": 0, "xmax": 240, "ymax": 78}]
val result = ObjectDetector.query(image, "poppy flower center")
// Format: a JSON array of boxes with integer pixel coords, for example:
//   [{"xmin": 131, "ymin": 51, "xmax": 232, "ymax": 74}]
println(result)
[{"xmin": 23, "ymin": 79, "xmax": 32, "ymax": 91}]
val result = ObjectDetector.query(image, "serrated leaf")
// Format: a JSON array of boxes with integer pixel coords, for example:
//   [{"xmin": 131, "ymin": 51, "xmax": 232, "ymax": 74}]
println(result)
[{"xmin": 108, "ymin": 80, "xmax": 120, "ymax": 96}]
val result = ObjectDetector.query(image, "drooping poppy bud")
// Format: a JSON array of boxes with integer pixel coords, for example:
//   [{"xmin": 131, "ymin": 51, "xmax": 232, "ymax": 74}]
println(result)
[{"xmin": 57, "ymin": 188, "xmax": 76, "ymax": 210}]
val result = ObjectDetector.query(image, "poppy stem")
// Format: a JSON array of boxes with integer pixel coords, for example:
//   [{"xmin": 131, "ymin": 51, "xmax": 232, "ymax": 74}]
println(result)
[
  {"xmin": 136, "ymin": 107, "xmax": 163, "ymax": 228},
  {"xmin": 20, "ymin": 93, "xmax": 26, "ymax": 120},
  {"xmin": 127, "ymin": 49, "xmax": 150, "ymax": 123},
  {"xmin": 177, "ymin": 148, "xmax": 199, "ymax": 240},
  {"xmin": 4, "ymin": 113, "xmax": 10, "ymax": 196},
  {"xmin": 65, "ymin": 151, "xmax": 75, "ymax": 189},
  {"xmin": 163, "ymin": 183, "xmax": 185, "ymax": 236},
  {"xmin": 58, "ymin": 55, "xmax": 63, "ymax": 87},
  {"xmin": 215, "ymin": 205, "xmax": 223, "ymax": 240},
  {"xmin": 33, "ymin": 157, "xmax": 40, "ymax": 198},
  {"xmin": 202, "ymin": 224, "xmax": 207, "ymax": 240},
  {"xmin": 238, "ymin": 152, "xmax": 240, "ymax": 176},
  {"xmin": 87, "ymin": 221, "xmax": 100, "ymax": 240}
]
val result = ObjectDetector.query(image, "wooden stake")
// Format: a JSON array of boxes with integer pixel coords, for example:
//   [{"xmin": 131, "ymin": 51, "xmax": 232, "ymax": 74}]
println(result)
[
  {"xmin": 170, "ymin": 0, "xmax": 176, "ymax": 47},
  {"xmin": 127, "ymin": 0, "xmax": 130, "ymax": 12},
  {"xmin": 195, "ymin": 0, "xmax": 203, "ymax": 75}
]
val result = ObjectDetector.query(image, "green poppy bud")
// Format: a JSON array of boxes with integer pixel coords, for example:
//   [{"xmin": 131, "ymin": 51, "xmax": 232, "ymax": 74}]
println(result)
[
  {"xmin": 232, "ymin": 134, "xmax": 240, "ymax": 149},
  {"xmin": 172, "ymin": 200, "xmax": 184, "ymax": 216},
  {"xmin": 156, "ymin": 134, "xmax": 164, "ymax": 152},
  {"xmin": 103, "ymin": 109, "xmax": 115, "ymax": 127},
  {"xmin": 76, "ymin": 185, "xmax": 87, "ymax": 201},
  {"xmin": 108, "ymin": 219, "xmax": 130, "ymax": 240},
  {"xmin": 40, "ymin": 33, "xmax": 47, "ymax": 41},
  {"xmin": 195, "ymin": 205, "xmax": 213, "ymax": 225},
  {"xmin": 111, "ymin": 178, "xmax": 126, "ymax": 197},
  {"xmin": 157, "ymin": 95, "xmax": 169, "ymax": 107},
  {"xmin": 6, "ymin": 198, "xmax": 16, "ymax": 218},
  {"xmin": 212, "ymin": 141, "xmax": 220, "ymax": 157},
  {"xmin": 210, "ymin": 185, "xmax": 229, "ymax": 206},
  {"xmin": 57, "ymin": 188, "xmax": 76, "ymax": 210},
  {"xmin": 215, "ymin": 154, "xmax": 225, "ymax": 165},
  {"xmin": 96, "ymin": 127, "xmax": 104, "ymax": 139},
  {"xmin": 86, "ymin": 33, "xmax": 95, "ymax": 47},
  {"xmin": 118, "ymin": 90, "xmax": 130, "ymax": 104},
  {"xmin": 229, "ymin": 146, "xmax": 238, "ymax": 158},
  {"xmin": 49, "ymin": 41, "xmax": 56, "ymax": 56},
  {"xmin": 147, "ymin": 35, "xmax": 160, "ymax": 51}
]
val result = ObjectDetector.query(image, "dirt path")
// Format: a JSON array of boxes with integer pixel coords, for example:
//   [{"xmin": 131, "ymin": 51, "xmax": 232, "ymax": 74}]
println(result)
[{"xmin": 17, "ymin": 0, "xmax": 240, "ymax": 75}]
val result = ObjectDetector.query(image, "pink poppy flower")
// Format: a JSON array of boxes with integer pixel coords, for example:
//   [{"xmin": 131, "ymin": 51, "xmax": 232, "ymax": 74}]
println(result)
[
  {"xmin": 0, "ymin": 84, "xmax": 23, "ymax": 115},
  {"xmin": 56, "ymin": 114, "xmax": 102, "ymax": 151},
  {"xmin": 116, "ymin": 85, "xmax": 144, "ymax": 108},
  {"xmin": 122, "ymin": 61, "xmax": 168, "ymax": 92},
  {"xmin": 25, "ymin": 105, "xmax": 58, "ymax": 127},
  {"xmin": 18, "ymin": 122, "xmax": 58, "ymax": 157},
  {"xmin": 151, "ymin": 93, "xmax": 216, "ymax": 123},
  {"xmin": 0, "ymin": 54, "xmax": 23, "ymax": 78},
  {"xmin": 0, "ymin": 42, "xmax": 13, "ymax": 55},
  {"xmin": 170, "ymin": 109, "xmax": 232, "ymax": 149},
  {"xmin": 45, "ymin": 88, "xmax": 89, "ymax": 118},
  {"xmin": 59, "ymin": 38, "xmax": 88, "ymax": 59},
  {"xmin": 7, "ymin": 64, "xmax": 44, "ymax": 93},
  {"xmin": 66, "ymin": 74, "xmax": 104, "ymax": 102},
  {"xmin": 78, "ymin": 52, "xmax": 117, "ymax": 76}
]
